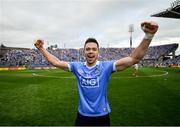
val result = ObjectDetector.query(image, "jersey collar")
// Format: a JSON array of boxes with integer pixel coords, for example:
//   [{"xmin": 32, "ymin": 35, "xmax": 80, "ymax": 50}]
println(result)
[{"xmin": 84, "ymin": 61, "xmax": 100, "ymax": 69}]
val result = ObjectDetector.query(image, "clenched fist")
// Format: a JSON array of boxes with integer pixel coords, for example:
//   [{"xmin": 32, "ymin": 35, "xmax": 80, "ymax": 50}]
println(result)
[
  {"xmin": 34, "ymin": 39, "xmax": 44, "ymax": 49},
  {"xmin": 141, "ymin": 21, "xmax": 159, "ymax": 34}
]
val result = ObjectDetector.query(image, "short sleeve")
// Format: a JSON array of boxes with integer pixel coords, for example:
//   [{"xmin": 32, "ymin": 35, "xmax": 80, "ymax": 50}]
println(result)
[
  {"xmin": 68, "ymin": 62, "xmax": 75, "ymax": 72},
  {"xmin": 68, "ymin": 62, "xmax": 82, "ymax": 73},
  {"xmin": 101, "ymin": 60, "xmax": 117, "ymax": 76},
  {"xmin": 113, "ymin": 61, "xmax": 117, "ymax": 72}
]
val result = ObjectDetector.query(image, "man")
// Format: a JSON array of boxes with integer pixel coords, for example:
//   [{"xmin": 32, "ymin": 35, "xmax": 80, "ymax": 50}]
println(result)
[
  {"xmin": 34, "ymin": 21, "xmax": 158, "ymax": 126},
  {"xmin": 133, "ymin": 63, "xmax": 139, "ymax": 77}
]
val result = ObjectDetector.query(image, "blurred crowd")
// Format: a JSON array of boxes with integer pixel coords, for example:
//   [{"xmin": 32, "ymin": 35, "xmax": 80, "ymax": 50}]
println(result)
[{"xmin": 0, "ymin": 43, "xmax": 179, "ymax": 68}]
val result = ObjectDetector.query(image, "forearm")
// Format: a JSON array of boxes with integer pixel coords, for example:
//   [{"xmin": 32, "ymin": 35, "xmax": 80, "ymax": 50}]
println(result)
[
  {"xmin": 115, "ymin": 21, "xmax": 158, "ymax": 71},
  {"xmin": 38, "ymin": 47, "xmax": 61, "ymax": 66},
  {"xmin": 131, "ymin": 38, "xmax": 151, "ymax": 64},
  {"xmin": 34, "ymin": 40, "xmax": 69, "ymax": 70}
]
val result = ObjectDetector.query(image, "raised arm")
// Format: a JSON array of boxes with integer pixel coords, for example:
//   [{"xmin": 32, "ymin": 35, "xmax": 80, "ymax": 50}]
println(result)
[
  {"xmin": 34, "ymin": 40, "xmax": 69, "ymax": 71},
  {"xmin": 115, "ymin": 21, "xmax": 159, "ymax": 71}
]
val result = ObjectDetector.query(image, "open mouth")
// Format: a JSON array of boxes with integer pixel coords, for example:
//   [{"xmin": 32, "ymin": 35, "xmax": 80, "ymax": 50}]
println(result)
[{"xmin": 87, "ymin": 54, "xmax": 95, "ymax": 58}]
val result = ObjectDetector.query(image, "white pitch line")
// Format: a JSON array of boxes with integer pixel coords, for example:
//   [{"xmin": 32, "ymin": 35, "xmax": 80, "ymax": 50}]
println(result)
[
  {"xmin": 32, "ymin": 73, "xmax": 75, "ymax": 79},
  {"xmin": 32, "ymin": 70, "xmax": 168, "ymax": 79},
  {"xmin": 112, "ymin": 70, "xmax": 168, "ymax": 79}
]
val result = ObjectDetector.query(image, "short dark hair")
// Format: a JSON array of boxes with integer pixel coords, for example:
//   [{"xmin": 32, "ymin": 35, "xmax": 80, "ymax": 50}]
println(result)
[{"xmin": 84, "ymin": 38, "xmax": 99, "ymax": 49}]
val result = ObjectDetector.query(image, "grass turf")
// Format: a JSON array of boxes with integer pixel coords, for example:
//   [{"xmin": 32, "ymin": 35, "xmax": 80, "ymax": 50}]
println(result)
[{"xmin": 0, "ymin": 67, "xmax": 180, "ymax": 126}]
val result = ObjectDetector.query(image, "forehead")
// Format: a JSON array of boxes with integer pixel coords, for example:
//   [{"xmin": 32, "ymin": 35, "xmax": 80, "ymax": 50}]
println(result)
[{"xmin": 85, "ymin": 42, "xmax": 98, "ymax": 48}]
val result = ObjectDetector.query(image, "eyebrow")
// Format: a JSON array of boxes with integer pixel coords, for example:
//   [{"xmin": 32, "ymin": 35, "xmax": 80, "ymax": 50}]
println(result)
[{"xmin": 85, "ymin": 47, "xmax": 98, "ymax": 49}]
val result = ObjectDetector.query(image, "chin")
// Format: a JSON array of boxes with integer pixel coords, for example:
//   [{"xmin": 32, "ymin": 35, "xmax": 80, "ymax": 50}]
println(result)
[{"xmin": 87, "ymin": 60, "xmax": 96, "ymax": 65}]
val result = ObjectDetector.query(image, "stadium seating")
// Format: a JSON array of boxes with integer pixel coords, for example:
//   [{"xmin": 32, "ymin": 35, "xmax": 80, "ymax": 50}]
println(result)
[{"xmin": 0, "ymin": 43, "xmax": 179, "ymax": 68}]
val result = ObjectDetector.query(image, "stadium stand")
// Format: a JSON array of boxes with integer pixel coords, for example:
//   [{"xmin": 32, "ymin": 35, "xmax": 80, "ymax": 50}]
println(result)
[
  {"xmin": 151, "ymin": 0, "xmax": 180, "ymax": 19},
  {"xmin": 0, "ymin": 43, "xmax": 179, "ymax": 68},
  {"xmin": 150, "ymin": 0, "xmax": 180, "ymax": 67},
  {"xmin": 162, "ymin": 55, "xmax": 180, "ymax": 65}
]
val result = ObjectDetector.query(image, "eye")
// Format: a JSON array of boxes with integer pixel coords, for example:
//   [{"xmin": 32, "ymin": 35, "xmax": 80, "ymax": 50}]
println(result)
[
  {"xmin": 92, "ymin": 48, "xmax": 97, "ymax": 51},
  {"xmin": 86, "ymin": 48, "xmax": 90, "ymax": 51}
]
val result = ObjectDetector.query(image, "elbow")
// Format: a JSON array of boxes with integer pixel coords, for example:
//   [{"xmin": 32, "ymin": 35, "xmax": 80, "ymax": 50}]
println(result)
[
  {"xmin": 131, "ymin": 53, "xmax": 144, "ymax": 65},
  {"xmin": 47, "ymin": 59, "xmax": 59, "ymax": 67},
  {"xmin": 132, "ymin": 57, "xmax": 141, "ymax": 65}
]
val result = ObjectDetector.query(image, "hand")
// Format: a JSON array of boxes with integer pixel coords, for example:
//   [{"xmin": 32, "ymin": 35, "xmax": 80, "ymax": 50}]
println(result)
[
  {"xmin": 141, "ymin": 21, "xmax": 159, "ymax": 34},
  {"xmin": 34, "ymin": 39, "xmax": 44, "ymax": 49}
]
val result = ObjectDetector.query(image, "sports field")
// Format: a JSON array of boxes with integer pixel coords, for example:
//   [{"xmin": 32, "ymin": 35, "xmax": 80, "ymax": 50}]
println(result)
[{"xmin": 0, "ymin": 67, "xmax": 180, "ymax": 126}]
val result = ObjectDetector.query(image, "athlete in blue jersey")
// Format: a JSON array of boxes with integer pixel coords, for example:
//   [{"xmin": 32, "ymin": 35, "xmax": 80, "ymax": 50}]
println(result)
[
  {"xmin": 69, "ymin": 61, "xmax": 115, "ymax": 117},
  {"xmin": 34, "ymin": 21, "xmax": 158, "ymax": 126}
]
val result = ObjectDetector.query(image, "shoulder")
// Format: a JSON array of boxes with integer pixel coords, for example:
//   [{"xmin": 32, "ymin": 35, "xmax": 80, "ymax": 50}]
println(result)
[
  {"xmin": 100, "ymin": 60, "xmax": 116, "ymax": 66},
  {"xmin": 69, "ymin": 61, "xmax": 84, "ymax": 72},
  {"xmin": 100, "ymin": 60, "xmax": 117, "ymax": 71}
]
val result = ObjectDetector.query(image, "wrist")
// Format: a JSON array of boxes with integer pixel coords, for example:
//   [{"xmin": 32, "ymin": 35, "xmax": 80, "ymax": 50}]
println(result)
[{"xmin": 144, "ymin": 33, "xmax": 154, "ymax": 40}]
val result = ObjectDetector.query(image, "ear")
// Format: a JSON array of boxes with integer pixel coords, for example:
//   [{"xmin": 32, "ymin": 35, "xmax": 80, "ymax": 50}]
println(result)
[
  {"xmin": 98, "ymin": 49, "xmax": 100, "ymax": 56},
  {"xmin": 97, "ymin": 50, "xmax": 100, "ymax": 59},
  {"xmin": 83, "ymin": 48, "xmax": 86, "ymax": 57}
]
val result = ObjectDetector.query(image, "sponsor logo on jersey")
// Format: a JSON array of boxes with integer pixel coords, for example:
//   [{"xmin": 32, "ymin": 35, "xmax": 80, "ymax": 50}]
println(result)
[{"xmin": 80, "ymin": 77, "xmax": 99, "ymax": 88}]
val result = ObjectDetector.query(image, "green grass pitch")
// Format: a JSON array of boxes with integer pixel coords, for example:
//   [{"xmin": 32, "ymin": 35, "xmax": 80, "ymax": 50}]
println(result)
[{"xmin": 0, "ymin": 67, "xmax": 180, "ymax": 126}]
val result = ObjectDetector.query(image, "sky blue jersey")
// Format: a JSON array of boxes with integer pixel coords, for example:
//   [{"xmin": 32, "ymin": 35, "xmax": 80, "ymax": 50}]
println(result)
[{"xmin": 69, "ymin": 61, "xmax": 116, "ymax": 117}]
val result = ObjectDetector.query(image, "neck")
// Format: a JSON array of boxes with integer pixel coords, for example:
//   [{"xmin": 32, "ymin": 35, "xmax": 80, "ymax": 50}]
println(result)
[{"xmin": 86, "ymin": 61, "xmax": 97, "ymax": 67}]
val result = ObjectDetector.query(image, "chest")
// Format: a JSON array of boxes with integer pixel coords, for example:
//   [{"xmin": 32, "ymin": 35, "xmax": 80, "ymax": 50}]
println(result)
[{"xmin": 76, "ymin": 65, "xmax": 105, "ymax": 88}]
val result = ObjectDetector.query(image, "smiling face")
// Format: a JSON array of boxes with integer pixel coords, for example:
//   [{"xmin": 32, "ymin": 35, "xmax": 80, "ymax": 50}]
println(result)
[{"xmin": 84, "ymin": 42, "xmax": 99, "ymax": 67}]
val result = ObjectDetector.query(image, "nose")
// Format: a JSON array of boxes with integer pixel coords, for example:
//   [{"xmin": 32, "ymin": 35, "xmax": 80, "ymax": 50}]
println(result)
[
  {"xmin": 88, "ymin": 49, "xmax": 93, "ymax": 53},
  {"xmin": 90, "ymin": 49, "xmax": 93, "ymax": 53}
]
